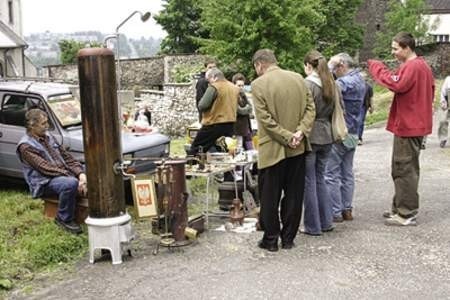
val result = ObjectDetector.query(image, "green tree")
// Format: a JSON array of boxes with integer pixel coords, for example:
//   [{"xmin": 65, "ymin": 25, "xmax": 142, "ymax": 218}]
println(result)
[
  {"xmin": 199, "ymin": 0, "xmax": 325, "ymax": 78},
  {"xmin": 154, "ymin": 0, "xmax": 208, "ymax": 54},
  {"xmin": 374, "ymin": 0, "xmax": 438, "ymax": 58},
  {"xmin": 315, "ymin": 0, "xmax": 364, "ymax": 58},
  {"xmin": 58, "ymin": 39, "xmax": 102, "ymax": 64}
]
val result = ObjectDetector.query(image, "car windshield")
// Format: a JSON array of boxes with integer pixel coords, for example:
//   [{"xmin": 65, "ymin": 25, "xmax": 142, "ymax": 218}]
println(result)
[{"xmin": 47, "ymin": 94, "xmax": 82, "ymax": 127}]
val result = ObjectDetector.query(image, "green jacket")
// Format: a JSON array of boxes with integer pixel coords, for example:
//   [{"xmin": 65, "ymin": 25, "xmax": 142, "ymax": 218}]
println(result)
[{"xmin": 251, "ymin": 65, "xmax": 315, "ymax": 169}]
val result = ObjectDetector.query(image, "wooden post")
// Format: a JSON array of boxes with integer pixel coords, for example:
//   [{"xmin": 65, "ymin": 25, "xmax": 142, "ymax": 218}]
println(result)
[{"xmin": 77, "ymin": 48, "xmax": 125, "ymax": 218}]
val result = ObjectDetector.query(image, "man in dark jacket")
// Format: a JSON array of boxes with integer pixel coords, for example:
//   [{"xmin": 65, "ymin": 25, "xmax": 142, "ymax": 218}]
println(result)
[
  {"xmin": 17, "ymin": 109, "xmax": 87, "ymax": 234},
  {"xmin": 195, "ymin": 59, "xmax": 217, "ymax": 122}
]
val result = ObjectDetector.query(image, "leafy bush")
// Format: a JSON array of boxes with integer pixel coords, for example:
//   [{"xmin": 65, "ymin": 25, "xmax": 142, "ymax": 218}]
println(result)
[
  {"xmin": 59, "ymin": 39, "xmax": 102, "ymax": 64},
  {"xmin": 171, "ymin": 64, "xmax": 203, "ymax": 83}
]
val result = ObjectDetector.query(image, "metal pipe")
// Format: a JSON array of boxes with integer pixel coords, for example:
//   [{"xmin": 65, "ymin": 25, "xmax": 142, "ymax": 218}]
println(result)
[
  {"xmin": 22, "ymin": 48, "xmax": 26, "ymax": 76},
  {"xmin": 102, "ymin": 34, "xmax": 117, "ymax": 48},
  {"xmin": 4, "ymin": 48, "xmax": 10, "ymax": 77},
  {"xmin": 115, "ymin": 11, "xmax": 151, "ymax": 90},
  {"xmin": 77, "ymin": 47, "xmax": 125, "ymax": 218}
]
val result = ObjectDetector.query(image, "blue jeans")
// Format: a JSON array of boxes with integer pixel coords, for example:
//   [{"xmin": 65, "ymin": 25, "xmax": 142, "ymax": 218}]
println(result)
[
  {"xmin": 358, "ymin": 105, "xmax": 368, "ymax": 140},
  {"xmin": 325, "ymin": 142, "xmax": 356, "ymax": 217},
  {"xmin": 303, "ymin": 144, "xmax": 334, "ymax": 234},
  {"xmin": 43, "ymin": 176, "xmax": 79, "ymax": 222}
]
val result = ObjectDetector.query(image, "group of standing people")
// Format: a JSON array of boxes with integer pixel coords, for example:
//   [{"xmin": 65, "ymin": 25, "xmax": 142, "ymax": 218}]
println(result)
[
  {"xmin": 253, "ymin": 31, "xmax": 433, "ymax": 252},
  {"xmin": 188, "ymin": 31, "xmax": 433, "ymax": 252}
]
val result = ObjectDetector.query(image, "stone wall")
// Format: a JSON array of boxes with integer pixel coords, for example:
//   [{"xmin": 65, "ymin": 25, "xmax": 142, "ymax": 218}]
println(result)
[
  {"xmin": 138, "ymin": 82, "xmax": 198, "ymax": 137},
  {"xmin": 43, "ymin": 56, "xmax": 165, "ymax": 89},
  {"xmin": 43, "ymin": 63, "xmax": 78, "ymax": 82},
  {"xmin": 120, "ymin": 56, "xmax": 164, "ymax": 90},
  {"xmin": 42, "ymin": 54, "xmax": 204, "ymax": 87}
]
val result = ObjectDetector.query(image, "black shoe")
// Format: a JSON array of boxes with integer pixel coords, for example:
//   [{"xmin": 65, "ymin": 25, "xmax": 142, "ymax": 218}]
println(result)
[
  {"xmin": 258, "ymin": 239, "xmax": 278, "ymax": 252},
  {"xmin": 55, "ymin": 217, "xmax": 82, "ymax": 234},
  {"xmin": 281, "ymin": 241, "xmax": 295, "ymax": 249},
  {"xmin": 440, "ymin": 140, "xmax": 447, "ymax": 148}
]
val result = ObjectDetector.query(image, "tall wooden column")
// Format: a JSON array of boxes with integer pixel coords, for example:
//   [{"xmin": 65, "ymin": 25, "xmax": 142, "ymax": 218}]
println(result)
[{"xmin": 77, "ymin": 48, "xmax": 125, "ymax": 218}]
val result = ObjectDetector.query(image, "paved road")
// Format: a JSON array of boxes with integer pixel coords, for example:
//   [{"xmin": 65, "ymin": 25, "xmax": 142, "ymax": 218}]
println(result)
[{"xmin": 9, "ymin": 122, "xmax": 450, "ymax": 300}]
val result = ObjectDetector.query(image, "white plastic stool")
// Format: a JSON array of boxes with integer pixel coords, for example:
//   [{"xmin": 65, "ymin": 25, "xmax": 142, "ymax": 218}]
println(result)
[{"xmin": 85, "ymin": 213, "xmax": 135, "ymax": 265}]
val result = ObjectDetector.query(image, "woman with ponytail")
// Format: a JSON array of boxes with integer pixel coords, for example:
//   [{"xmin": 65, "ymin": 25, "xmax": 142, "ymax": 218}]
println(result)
[{"xmin": 302, "ymin": 50, "xmax": 341, "ymax": 235}]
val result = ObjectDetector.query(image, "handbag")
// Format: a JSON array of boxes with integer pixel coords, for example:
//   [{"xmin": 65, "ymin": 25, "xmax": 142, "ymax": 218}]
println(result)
[{"xmin": 331, "ymin": 87, "xmax": 348, "ymax": 142}]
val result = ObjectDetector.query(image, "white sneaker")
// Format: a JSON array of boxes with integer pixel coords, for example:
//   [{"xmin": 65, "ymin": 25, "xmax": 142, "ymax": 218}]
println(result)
[{"xmin": 384, "ymin": 214, "xmax": 417, "ymax": 226}]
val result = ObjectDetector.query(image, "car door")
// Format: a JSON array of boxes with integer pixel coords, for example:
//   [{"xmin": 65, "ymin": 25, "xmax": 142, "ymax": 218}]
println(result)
[{"xmin": 0, "ymin": 93, "xmax": 62, "ymax": 178}]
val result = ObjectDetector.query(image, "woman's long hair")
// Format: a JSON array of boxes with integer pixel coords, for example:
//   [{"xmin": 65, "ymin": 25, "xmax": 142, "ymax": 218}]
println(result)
[{"xmin": 304, "ymin": 50, "xmax": 336, "ymax": 104}]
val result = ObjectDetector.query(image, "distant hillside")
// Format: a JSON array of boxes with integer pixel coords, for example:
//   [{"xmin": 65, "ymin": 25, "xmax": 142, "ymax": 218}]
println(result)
[{"xmin": 25, "ymin": 31, "xmax": 161, "ymax": 67}]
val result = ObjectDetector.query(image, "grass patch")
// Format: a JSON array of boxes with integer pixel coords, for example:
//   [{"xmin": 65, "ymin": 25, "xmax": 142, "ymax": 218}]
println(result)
[
  {"xmin": 170, "ymin": 138, "xmax": 187, "ymax": 158},
  {"xmin": 366, "ymin": 85, "xmax": 392, "ymax": 126},
  {"xmin": 0, "ymin": 190, "xmax": 87, "ymax": 295}
]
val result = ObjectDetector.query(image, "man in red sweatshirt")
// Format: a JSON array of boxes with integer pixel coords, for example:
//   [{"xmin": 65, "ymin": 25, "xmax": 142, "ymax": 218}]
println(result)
[{"xmin": 368, "ymin": 32, "xmax": 434, "ymax": 226}]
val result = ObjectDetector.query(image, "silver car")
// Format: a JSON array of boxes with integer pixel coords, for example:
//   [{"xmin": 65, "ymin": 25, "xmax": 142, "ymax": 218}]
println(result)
[{"xmin": 0, "ymin": 79, "xmax": 170, "ymax": 180}]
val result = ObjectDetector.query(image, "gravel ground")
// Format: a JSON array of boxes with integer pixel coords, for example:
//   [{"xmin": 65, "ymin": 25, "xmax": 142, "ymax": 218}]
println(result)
[{"xmin": 8, "ymin": 120, "xmax": 450, "ymax": 300}]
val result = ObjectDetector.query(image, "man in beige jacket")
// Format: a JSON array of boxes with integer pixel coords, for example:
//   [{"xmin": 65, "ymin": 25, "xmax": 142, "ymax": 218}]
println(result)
[{"xmin": 251, "ymin": 49, "xmax": 315, "ymax": 251}]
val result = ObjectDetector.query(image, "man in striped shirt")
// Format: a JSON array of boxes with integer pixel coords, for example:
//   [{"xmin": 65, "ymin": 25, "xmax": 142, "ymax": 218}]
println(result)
[{"xmin": 17, "ymin": 109, "xmax": 87, "ymax": 234}]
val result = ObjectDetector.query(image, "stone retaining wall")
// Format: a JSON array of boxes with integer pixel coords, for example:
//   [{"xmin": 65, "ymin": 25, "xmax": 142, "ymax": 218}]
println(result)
[
  {"xmin": 138, "ymin": 83, "xmax": 198, "ymax": 137},
  {"xmin": 43, "ymin": 54, "xmax": 204, "ymax": 88}
]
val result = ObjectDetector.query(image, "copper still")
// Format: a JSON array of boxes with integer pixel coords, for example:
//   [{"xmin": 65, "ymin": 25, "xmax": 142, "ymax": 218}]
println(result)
[{"xmin": 155, "ymin": 160, "xmax": 188, "ymax": 242}]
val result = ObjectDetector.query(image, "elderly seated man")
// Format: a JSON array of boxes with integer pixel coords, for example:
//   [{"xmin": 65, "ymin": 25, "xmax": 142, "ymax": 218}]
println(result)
[{"xmin": 17, "ymin": 109, "xmax": 87, "ymax": 234}]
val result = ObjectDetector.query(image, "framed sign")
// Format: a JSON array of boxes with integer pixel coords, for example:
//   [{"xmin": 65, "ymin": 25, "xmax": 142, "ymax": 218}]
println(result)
[{"xmin": 131, "ymin": 178, "xmax": 158, "ymax": 218}]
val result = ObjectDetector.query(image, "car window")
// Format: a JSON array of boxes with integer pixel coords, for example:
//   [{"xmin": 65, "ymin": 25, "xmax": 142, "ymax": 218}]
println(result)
[
  {"xmin": 0, "ymin": 94, "xmax": 53, "ymax": 129},
  {"xmin": 47, "ymin": 94, "xmax": 82, "ymax": 127},
  {"xmin": 1, "ymin": 95, "xmax": 31, "ymax": 126}
]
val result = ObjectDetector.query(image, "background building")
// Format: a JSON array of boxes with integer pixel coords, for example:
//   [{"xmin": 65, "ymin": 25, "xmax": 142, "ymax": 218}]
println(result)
[
  {"xmin": 426, "ymin": 0, "xmax": 450, "ymax": 43},
  {"xmin": 0, "ymin": 0, "xmax": 36, "ymax": 77},
  {"xmin": 357, "ymin": 0, "xmax": 450, "ymax": 61}
]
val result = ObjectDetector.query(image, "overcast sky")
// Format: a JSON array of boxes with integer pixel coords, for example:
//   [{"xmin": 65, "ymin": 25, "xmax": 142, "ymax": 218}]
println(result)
[{"xmin": 21, "ymin": 0, "xmax": 167, "ymax": 39}]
